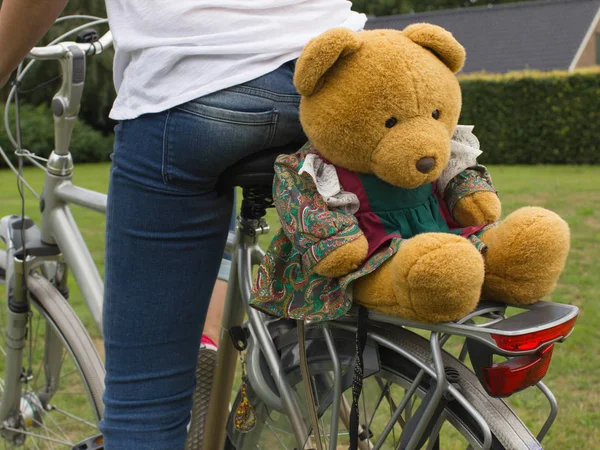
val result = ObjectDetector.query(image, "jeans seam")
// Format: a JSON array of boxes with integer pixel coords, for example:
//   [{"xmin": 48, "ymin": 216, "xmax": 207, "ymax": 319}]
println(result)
[
  {"xmin": 161, "ymin": 109, "xmax": 172, "ymax": 186},
  {"xmin": 174, "ymin": 105, "xmax": 275, "ymax": 126},
  {"xmin": 225, "ymin": 85, "xmax": 301, "ymax": 103},
  {"xmin": 104, "ymin": 171, "xmax": 116, "ymax": 341},
  {"xmin": 267, "ymin": 109, "xmax": 280, "ymax": 147}
]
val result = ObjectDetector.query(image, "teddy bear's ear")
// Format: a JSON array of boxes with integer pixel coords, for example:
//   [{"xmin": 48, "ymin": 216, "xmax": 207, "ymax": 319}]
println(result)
[
  {"xmin": 402, "ymin": 23, "xmax": 466, "ymax": 73},
  {"xmin": 294, "ymin": 28, "xmax": 362, "ymax": 96}
]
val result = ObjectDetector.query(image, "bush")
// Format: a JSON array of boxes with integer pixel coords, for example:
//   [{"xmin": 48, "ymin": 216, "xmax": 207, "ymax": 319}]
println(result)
[
  {"xmin": 0, "ymin": 102, "xmax": 113, "ymax": 168},
  {"xmin": 459, "ymin": 68, "xmax": 600, "ymax": 164},
  {"xmin": 0, "ymin": 2, "xmax": 116, "ymax": 134}
]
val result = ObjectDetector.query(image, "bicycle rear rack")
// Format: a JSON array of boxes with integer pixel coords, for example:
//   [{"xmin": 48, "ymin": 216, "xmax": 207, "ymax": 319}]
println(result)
[
  {"xmin": 215, "ymin": 187, "xmax": 578, "ymax": 450},
  {"xmin": 339, "ymin": 300, "xmax": 578, "ymax": 356}
]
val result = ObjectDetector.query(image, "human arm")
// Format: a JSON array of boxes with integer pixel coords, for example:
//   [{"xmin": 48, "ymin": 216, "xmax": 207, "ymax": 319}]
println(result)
[
  {"xmin": 273, "ymin": 151, "xmax": 368, "ymax": 277},
  {"xmin": 0, "ymin": 0, "xmax": 68, "ymax": 87}
]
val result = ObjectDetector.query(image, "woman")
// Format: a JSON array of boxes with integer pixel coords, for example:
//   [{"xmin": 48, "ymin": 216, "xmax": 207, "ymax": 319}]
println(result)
[{"xmin": 0, "ymin": 1, "xmax": 366, "ymax": 448}]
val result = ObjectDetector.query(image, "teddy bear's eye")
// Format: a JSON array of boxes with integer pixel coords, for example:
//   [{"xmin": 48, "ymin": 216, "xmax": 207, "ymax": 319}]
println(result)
[
  {"xmin": 432, "ymin": 109, "xmax": 441, "ymax": 120},
  {"xmin": 385, "ymin": 117, "xmax": 397, "ymax": 128}
]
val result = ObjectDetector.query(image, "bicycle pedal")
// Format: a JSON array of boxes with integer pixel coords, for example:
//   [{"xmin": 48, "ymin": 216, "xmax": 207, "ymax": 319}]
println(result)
[{"xmin": 71, "ymin": 434, "xmax": 104, "ymax": 450}]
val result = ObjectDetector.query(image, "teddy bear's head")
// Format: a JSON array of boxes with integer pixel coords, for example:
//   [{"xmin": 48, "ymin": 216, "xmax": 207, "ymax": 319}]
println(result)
[{"xmin": 294, "ymin": 24, "xmax": 466, "ymax": 189}]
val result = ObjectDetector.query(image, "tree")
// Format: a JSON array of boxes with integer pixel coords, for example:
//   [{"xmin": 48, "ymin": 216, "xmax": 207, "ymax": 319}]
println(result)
[
  {"xmin": 1, "ymin": 1, "xmax": 116, "ymax": 133},
  {"xmin": 351, "ymin": 0, "xmax": 528, "ymax": 16}
]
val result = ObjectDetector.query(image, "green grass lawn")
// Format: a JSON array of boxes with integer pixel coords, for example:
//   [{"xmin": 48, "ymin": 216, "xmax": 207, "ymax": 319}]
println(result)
[{"xmin": 1, "ymin": 163, "xmax": 598, "ymax": 448}]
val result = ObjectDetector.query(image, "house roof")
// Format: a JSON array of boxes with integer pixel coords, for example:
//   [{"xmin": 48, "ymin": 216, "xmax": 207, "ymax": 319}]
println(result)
[{"xmin": 365, "ymin": 0, "xmax": 600, "ymax": 73}]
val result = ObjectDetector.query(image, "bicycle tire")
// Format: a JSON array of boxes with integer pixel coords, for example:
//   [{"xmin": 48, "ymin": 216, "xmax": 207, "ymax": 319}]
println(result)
[
  {"xmin": 225, "ymin": 322, "xmax": 541, "ymax": 450},
  {"xmin": 0, "ymin": 249, "xmax": 105, "ymax": 447}
]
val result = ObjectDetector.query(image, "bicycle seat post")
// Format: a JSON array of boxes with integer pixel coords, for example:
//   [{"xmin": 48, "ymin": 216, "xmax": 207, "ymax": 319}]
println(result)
[{"xmin": 238, "ymin": 185, "xmax": 272, "ymax": 239}]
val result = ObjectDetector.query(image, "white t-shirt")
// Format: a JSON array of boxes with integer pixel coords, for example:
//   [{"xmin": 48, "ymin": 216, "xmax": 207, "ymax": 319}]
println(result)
[{"xmin": 105, "ymin": 1, "xmax": 367, "ymax": 120}]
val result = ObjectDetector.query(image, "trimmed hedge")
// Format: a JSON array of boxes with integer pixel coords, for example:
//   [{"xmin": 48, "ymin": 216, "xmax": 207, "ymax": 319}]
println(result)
[
  {"xmin": 459, "ymin": 68, "xmax": 600, "ymax": 164},
  {"xmin": 2, "ymin": 69, "xmax": 598, "ymax": 168},
  {"xmin": 0, "ymin": 102, "xmax": 113, "ymax": 168}
]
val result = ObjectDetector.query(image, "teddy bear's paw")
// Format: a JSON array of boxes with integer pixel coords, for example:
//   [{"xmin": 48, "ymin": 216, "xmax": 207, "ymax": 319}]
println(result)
[
  {"xmin": 452, "ymin": 191, "xmax": 501, "ymax": 227},
  {"xmin": 389, "ymin": 233, "xmax": 484, "ymax": 323},
  {"xmin": 313, "ymin": 235, "xmax": 369, "ymax": 278},
  {"xmin": 353, "ymin": 258, "xmax": 402, "ymax": 310},
  {"xmin": 481, "ymin": 206, "xmax": 570, "ymax": 305}
]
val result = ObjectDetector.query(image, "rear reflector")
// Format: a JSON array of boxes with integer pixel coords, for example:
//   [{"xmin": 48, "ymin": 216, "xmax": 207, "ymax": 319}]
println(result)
[
  {"xmin": 490, "ymin": 316, "xmax": 577, "ymax": 352},
  {"xmin": 481, "ymin": 345, "xmax": 554, "ymax": 397}
]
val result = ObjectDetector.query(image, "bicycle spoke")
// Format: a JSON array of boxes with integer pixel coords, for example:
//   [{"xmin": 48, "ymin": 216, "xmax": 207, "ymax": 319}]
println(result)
[
  {"xmin": 31, "ymin": 436, "xmax": 42, "ymax": 450},
  {"xmin": 57, "ymin": 367, "xmax": 78, "ymax": 380},
  {"xmin": 265, "ymin": 422, "xmax": 290, "ymax": 450},
  {"xmin": 375, "ymin": 377, "xmax": 406, "ymax": 437},
  {"xmin": 390, "ymin": 389, "xmax": 397, "ymax": 448},
  {"xmin": 372, "ymin": 370, "xmax": 425, "ymax": 450},
  {"xmin": 319, "ymin": 414, "xmax": 329, "ymax": 450},
  {"xmin": 368, "ymin": 378, "xmax": 390, "ymax": 433},
  {"xmin": 51, "ymin": 392, "xmax": 88, "ymax": 396},
  {"xmin": 32, "ymin": 411, "xmax": 71, "ymax": 445},
  {"xmin": 42, "ymin": 409, "xmax": 72, "ymax": 442},
  {"xmin": 33, "ymin": 357, "xmax": 44, "ymax": 393},
  {"xmin": 405, "ymin": 395, "xmax": 413, "ymax": 423},
  {"xmin": 0, "ymin": 289, "xmax": 101, "ymax": 449},
  {"xmin": 0, "ymin": 426, "xmax": 72, "ymax": 446},
  {"xmin": 35, "ymin": 415, "xmax": 60, "ymax": 448},
  {"xmin": 51, "ymin": 405, "xmax": 98, "ymax": 429},
  {"xmin": 262, "ymin": 423, "xmax": 294, "ymax": 436}
]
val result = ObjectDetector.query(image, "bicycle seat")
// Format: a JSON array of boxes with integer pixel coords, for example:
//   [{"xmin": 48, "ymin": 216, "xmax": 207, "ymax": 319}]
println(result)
[{"xmin": 219, "ymin": 143, "xmax": 303, "ymax": 190}]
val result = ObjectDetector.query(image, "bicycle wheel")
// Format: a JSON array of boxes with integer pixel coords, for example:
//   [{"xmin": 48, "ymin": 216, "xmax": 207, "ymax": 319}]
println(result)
[
  {"xmin": 226, "ymin": 321, "xmax": 540, "ymax": 450},
  {"xmin": 0, "ymin": 249, "xmax": 105, "ymax": 448}
]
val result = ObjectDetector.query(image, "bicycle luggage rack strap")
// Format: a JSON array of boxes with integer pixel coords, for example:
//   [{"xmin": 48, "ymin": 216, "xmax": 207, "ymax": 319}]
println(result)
[{"xmin": 337, "ymin": 301, "xmax": 579, "ymax": 356}]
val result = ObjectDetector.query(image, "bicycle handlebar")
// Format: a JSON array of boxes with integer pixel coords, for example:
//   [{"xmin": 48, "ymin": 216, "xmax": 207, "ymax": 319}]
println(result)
[
  {"xmin": 28, "ymin": 30, "xmax": 113, "ymax": 60},
  {"xmin": 22, "ymin": 29, "xmax": 114, "ymax": 157}
]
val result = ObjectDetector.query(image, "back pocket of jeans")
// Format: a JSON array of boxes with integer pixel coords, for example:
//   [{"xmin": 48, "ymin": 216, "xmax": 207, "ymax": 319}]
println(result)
[{"xmin": 163, "ymin": 103, "xmax": 278, "ymax": 189}]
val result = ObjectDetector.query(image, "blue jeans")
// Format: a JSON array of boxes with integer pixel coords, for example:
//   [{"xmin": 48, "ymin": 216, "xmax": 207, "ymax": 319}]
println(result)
[{"xmin": 101, "ymin": 60, "xmax": 304, "ymax": 449}]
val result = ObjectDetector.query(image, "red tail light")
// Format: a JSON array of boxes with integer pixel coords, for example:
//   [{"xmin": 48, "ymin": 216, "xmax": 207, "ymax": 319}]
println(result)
[
  {"xmin": 490, "ymin": 316, "xmax": 577, "ymax": 352},
  {"xmin": 481, "ymin": 345, "xmax": 554, "ymax": 397}
]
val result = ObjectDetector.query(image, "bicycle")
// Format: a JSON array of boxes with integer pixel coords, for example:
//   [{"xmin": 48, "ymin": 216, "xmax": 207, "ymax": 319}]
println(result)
[{"xmin": 0, "ymin": 20, "xmax": 579, "ymax": 450}]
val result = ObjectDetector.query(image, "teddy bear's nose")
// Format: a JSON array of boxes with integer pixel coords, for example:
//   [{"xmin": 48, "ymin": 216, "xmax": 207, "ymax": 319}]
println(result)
[{"xmin": 416, "ymin": 157, "xmax": 435, "ymax": 173}]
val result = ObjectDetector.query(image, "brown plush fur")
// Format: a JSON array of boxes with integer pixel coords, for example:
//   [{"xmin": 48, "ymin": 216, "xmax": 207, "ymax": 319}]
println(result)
[
  {"xmin": 293, "ymin": 24, "xmax": 570, "ymax": 323},
  {"xmin": 453, "ymin": 191, "xmax": 501, "ymax": 226},
  {"xmin": 354, "ymin": 233, "xmax": 484, "ymax": 322},
  {"xmin": 294, "ymin": 28, "xmax": 362, "ymax": 97},
  {"xmin": 313, "ymin": 234, "xmax": 369, "ymax": 277},
  {"xmin": 480, "ymin": 207, "xmax": 570, "ymax": 304},
  {"xmin": 296, "ymin": 27, "xmax": 462, "ymax": 188},
  {"xmin": 401, "ymin": 23, "xmax": 466, "ymax": 73}
]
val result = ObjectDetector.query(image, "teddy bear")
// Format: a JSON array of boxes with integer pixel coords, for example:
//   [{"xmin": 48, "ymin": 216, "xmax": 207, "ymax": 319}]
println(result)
[{"xmin": 250, "ymin": 24, "xmax": 570, "ymax": 323}]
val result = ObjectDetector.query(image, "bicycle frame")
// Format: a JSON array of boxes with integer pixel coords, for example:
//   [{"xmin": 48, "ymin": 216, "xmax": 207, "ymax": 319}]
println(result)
[
  {"xmin": 1, "ymin": 30, "xmax": 579, "ymax": 450},
  {"xmin": 0, "ymin": 35, "xmax": 112, "ymax": 441},
  {"xmin": 39, "ymin": 164, "xmax": 106, "ymax": 332}
]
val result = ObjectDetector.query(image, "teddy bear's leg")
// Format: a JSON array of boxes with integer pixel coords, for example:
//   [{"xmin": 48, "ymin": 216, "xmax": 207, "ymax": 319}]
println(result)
[
  {"xmin": 480, "ymin": 206, "xmax": 570, "ymax": 305},
  {"xmin": 354, "ymin": 233, "xmax": 484, "ymax": 323}
]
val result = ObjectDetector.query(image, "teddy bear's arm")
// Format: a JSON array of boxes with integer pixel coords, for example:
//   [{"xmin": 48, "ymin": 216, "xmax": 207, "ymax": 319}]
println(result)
[
  {"xmin": 444, "ymin": 165, "xmax": 501, "ymax": 226},
  {"xmin": 273, "ymin": 153, "xmax": 368, "ymax": 275}
]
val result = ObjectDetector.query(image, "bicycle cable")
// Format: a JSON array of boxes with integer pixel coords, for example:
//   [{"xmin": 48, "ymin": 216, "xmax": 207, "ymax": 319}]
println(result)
[{"xmin": 14, "ymin": 63, "xmax": 36, "ymax": 381}]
